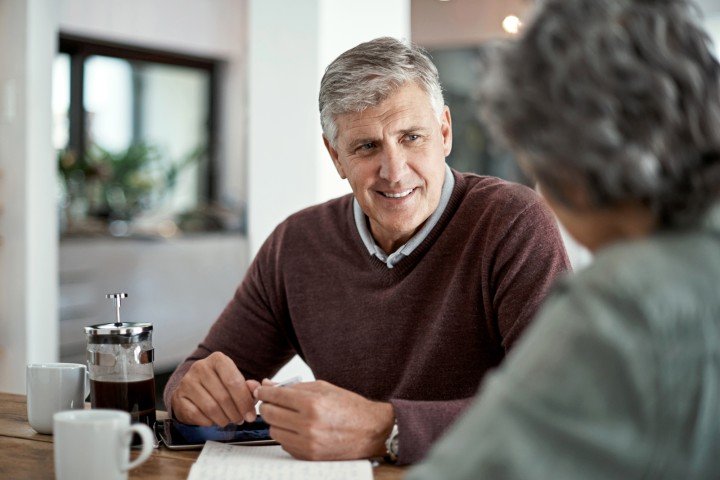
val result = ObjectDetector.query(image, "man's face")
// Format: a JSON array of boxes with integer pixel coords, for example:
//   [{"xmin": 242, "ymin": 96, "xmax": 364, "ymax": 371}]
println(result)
[{"xmin": 324, "ymin": 82, "xmax": 452, "ymax": 253}]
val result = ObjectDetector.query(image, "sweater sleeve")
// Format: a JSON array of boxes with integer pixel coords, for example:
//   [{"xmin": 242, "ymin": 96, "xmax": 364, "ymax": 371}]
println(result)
[
  {"xmin": 390, "ymin": 196, "xmax": 571, "ymax": 465},
  {"xmin": 489, "ymin": 198, "xmax": 571, "ymax": 350},
  {"xmin": 389, "ymin": 397, "xmax": 474, "ymax": 465},
  {"xmin": 163, "ymin": 228, "xmax": 296, "ymax": 415}
]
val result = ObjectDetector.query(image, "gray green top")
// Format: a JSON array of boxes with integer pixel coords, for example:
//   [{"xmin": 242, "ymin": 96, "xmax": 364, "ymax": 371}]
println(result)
[{"xmin": 408, "ymin": 202, "xmax": 720, "ymax": 479}]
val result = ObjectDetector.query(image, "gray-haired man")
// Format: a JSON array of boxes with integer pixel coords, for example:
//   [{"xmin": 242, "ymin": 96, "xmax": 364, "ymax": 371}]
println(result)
[{"xmin": 164, "ymin": 37, "xmax": 570, "ymax": 464}]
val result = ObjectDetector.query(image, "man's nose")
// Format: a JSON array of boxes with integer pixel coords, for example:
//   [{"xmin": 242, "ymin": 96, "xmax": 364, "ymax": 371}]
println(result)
[{"xmin": 378, "ymin": 144, "xmax": 407, "ymax": 184}]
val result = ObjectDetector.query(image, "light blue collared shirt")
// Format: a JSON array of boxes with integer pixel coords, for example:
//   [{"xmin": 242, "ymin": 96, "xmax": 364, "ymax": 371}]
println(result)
[{"xmin": 353, "ymin": 164, "xmax": 455, "ymax": 269}]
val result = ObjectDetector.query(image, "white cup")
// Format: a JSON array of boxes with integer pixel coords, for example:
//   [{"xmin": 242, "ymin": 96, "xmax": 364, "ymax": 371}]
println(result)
[
  {"xmin": 54, "ymin": 409, "xmax": 154, "ymax": 480},
  {"xmin": 26, "ymin": 363, "xmax": 89, "ymax": 434}
]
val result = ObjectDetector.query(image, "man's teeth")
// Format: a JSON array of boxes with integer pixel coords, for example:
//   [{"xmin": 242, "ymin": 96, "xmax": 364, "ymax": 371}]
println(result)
[{"xmin": 382, "ymin": 188, "xmax": 414, "ymax": 198}]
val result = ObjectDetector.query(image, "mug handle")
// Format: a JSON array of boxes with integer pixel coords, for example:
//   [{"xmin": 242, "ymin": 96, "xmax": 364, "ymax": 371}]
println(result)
[
  {"xmin": 83, "ymin": 370, "xmax": 90, "ymax": 400},
  {"xmin": 122, "ymin": 423, "xmax": 154, "ymax": 472}
]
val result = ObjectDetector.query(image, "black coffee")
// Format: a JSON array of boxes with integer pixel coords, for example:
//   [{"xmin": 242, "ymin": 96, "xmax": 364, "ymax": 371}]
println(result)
[{"xmin": 90, "ymin": 377, "xmax": 156, "ymax": 429}]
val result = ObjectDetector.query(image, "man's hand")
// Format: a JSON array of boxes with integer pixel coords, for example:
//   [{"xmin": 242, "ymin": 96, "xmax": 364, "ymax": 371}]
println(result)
[
  {"xmin": 253, "ymin": 380, "xmax": 395, "ymax": 461},
  {"xmin": 170, "ymin": 352, "xmax": 257, "ymax": 426}
]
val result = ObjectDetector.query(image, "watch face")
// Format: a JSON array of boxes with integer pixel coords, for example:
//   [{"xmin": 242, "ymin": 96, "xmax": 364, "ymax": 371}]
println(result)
[
  {"xmin": 386, "ymin": 422, "xmax": 400, "ymax": 459},
  {"xmin": 390, "ymin": 435, "xmax": 399, "ymax": 455}
]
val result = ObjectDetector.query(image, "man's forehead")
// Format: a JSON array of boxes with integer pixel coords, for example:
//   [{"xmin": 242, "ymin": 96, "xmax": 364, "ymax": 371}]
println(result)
[
  {"xmin": 340, "ymin": 106, "xmax": 417, "ymax": 130},
  {"xmin": 339, "ymin": 114, "xmax": 428, "ymax": 147},
  {"xmin": 335, "ymin": 89, "xmax": 437, "ymax": 142}
]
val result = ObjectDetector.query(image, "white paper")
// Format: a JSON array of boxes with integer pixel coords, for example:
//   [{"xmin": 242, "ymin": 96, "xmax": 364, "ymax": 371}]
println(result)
[{"xmin": 186, "ymin": 441, "xmax": 373, "ymax": 480}]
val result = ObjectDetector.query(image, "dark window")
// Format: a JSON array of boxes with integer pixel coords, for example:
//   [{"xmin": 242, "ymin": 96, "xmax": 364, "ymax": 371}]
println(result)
[
  {"xmin": 54, "ymin": 34, "xmax": 220, "ymax": 235},
  {"xmin": 430, "ymin": 46, "xmax": 529, "ymax": 185}
]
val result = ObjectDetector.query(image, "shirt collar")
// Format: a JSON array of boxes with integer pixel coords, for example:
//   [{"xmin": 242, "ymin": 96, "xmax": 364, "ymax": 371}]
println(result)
[{"xmin": 353, "ymin": 164, "xmax": 455, "ymax": 268}]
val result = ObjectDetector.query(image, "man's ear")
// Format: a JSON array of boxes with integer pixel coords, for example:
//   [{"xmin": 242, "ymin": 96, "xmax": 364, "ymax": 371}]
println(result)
[
  {"xmin": 323, "ymin": 135, "xmax": 346, "ymax": 179},
  {"xmin": 440, "ymin": 106, "xmax": 453, "ymax": 157}
]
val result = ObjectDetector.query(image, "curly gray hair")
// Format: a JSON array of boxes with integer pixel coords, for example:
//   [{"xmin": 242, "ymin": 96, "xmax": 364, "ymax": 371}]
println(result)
[
  {"xmin": 319, "ymin": 37, "xmax": 445, "ymax": 148},
  {"xmin": 479, "ymin": 0, "xmax": 720, "ymax": 226}
]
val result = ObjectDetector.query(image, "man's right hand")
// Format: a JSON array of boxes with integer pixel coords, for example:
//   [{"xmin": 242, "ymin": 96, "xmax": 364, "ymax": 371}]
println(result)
[{"xmin": 170, "ymin": 351, "xmax": 257, "ymax": 426}]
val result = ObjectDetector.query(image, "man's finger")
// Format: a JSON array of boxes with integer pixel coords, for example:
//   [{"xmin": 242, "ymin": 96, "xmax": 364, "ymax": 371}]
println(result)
[
  {"xmin": 259, "ymin": 402, "xmax": 302, "ymax": 433},
  {"xmin": 270, "ymin": 427, "xmax": 318, "ymax": 461},
  {"xmin": 174, "ymin": 396, "xmax": 213, "ymax": 426},
  {"xmin": 245, "ymin": 379, "xmax": 261, "ymax": 393},
  {"xmin": 184, "ymin": 379, "xmax": 232, "ymax": 426},
  {"xmin": 268, "ymin": 423, "xmax": 301, "ymax": 445},
  {"xmin": 212, "ymin": 354, "xmax": 256, "ymax": 421},
  {"xmin": 254, "ymin": 384, "xmax": 304, "ymax": 412},
  {"xmin": 198, "ymin": 370, "xmax": 244, "ymax": 424}
]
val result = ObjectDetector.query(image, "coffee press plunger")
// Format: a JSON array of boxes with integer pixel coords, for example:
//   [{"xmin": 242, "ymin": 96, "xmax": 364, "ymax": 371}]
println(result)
[{"xmin": 84, "ymin": 293, "xmax": 156, "ymax": 430}]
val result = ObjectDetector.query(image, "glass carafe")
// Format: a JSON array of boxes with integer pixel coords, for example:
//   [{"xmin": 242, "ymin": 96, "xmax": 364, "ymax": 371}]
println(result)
[{"xmin": 84, "ymin": 293, "xmax": 156, "ymax": 430}]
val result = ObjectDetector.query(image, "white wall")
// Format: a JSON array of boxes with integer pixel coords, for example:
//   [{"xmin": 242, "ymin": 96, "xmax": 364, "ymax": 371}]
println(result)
[
  {"xmin": 247, "ymin": 0, "xmax": 322, "ymax": 259},
  {"xmin": 701, "ymin": 0, "xmax": 720, "ymax": 52},
  {"xmin": 0, "ymin": 0, "xmax": 59, "ymax": 393},
  {"xmin": 247, "ymin": 0, "xmax": 410, "ymax": 257},
  {"xmin": 697, "ymin": 0, "xmax": 720, "ymax": 15}
]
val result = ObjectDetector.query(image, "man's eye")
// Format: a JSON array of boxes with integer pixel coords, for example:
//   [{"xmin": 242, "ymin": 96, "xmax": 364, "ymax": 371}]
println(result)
[
  {"xmin": 406, "ymin": 134, "xmax": 420, "ymax": 141},
  {"xmin": 358, "ymin": 142, "xmax": 375, "ymax": 151}
]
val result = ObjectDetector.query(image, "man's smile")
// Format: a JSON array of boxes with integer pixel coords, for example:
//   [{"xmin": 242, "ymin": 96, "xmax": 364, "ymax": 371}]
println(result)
[{"xmin": 378, "ymin": 187, "xmax": 417, "ymax": 199}]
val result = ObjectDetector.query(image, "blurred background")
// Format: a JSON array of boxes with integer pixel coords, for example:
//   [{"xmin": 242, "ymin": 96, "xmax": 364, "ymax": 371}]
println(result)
[{"xmin": 2, "ymin": 0, "xmax": 719, "ymax": 405}]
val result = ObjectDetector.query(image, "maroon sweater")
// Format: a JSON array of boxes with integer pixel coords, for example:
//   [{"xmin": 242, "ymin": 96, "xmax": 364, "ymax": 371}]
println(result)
[{"xmin": 165, "ymin": 171, "xmax": 570, "ymax": 463}]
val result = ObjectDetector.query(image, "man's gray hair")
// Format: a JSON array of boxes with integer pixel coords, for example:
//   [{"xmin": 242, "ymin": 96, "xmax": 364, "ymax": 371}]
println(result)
[
  {"xmin": 319, "ymin": 37, "xmax": 445, "ymax": 148},
  {"xmin": 479, "ymin": 0, "xmax": 720, "ymax": 226}
]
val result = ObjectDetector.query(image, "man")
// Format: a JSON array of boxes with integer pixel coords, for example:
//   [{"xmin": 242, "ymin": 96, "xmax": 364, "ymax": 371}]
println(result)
[{"xmin": 164, "ymin": 37, "xmax": 570, "ymax": 465}]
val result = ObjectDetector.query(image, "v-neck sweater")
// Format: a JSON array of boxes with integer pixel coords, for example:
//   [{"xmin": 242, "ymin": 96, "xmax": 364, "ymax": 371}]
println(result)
[{"xmin": 165, "ymin": 170, "xmax": 571, "ymax": 464}]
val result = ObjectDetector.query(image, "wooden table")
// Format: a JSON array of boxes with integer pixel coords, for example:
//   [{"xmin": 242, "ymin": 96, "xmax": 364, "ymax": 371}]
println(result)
[{"xmin": 0, "ymin": 392, "xmax": 406, "ymax": 479}]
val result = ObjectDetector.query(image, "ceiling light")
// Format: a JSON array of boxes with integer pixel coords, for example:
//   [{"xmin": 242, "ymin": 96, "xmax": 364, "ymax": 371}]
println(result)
[{"xmin": 502, "ymin": 15, "xmax": 522, "ymax": 34}]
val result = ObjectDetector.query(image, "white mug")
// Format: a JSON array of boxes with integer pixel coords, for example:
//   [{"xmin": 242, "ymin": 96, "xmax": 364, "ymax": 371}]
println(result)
[
  {"xmin": 26, "ymin": 363, "xmax": 89, "ymax": 434},
  {"xmin": 54, "ymin": 409, "xmax": 154, "ymax": 480}
]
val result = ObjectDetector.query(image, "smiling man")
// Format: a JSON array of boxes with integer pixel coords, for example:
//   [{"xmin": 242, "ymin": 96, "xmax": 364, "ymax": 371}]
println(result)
[
  {"xmin": 164, "ymin": 37, "xmax": 570, "ymax": 465},
  {"xmin": 326, "ymin": 82, "xmax": 449, "ymax": 256}
]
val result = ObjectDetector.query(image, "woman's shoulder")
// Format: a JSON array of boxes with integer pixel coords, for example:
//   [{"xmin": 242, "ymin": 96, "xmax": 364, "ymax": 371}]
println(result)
[{"xmin": 556, "ymin": 230, "xmax": 720, "ymax": 342}]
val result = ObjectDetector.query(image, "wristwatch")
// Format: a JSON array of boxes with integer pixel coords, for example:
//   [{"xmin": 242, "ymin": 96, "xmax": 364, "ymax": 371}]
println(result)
[{"xmin": 384, "ymin": 421, "xmax": 399, "ymax": 464}]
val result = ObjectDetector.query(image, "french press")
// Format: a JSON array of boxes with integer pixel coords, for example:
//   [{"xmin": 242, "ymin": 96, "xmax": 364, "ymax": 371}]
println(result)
[{"xmin": 84, "ymin": 293, "xmax": 156, "ymax": 430}]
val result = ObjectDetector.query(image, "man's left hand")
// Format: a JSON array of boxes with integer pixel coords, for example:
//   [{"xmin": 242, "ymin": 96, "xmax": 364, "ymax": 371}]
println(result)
[{"xmin": 252, "ymin": 380, "xmax": 395, "ymax": 461}]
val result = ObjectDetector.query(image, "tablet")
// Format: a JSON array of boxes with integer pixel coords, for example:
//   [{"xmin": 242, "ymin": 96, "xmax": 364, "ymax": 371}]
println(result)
[{"xmin": 155, "ymin": 417, "xmax": 277, "ymax": 450}]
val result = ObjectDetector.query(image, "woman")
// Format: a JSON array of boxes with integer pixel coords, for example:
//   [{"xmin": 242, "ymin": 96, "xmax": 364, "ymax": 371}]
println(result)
[{"xmin": 408, "ymin": 0, "xmax": 720, "ymax": 478}]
